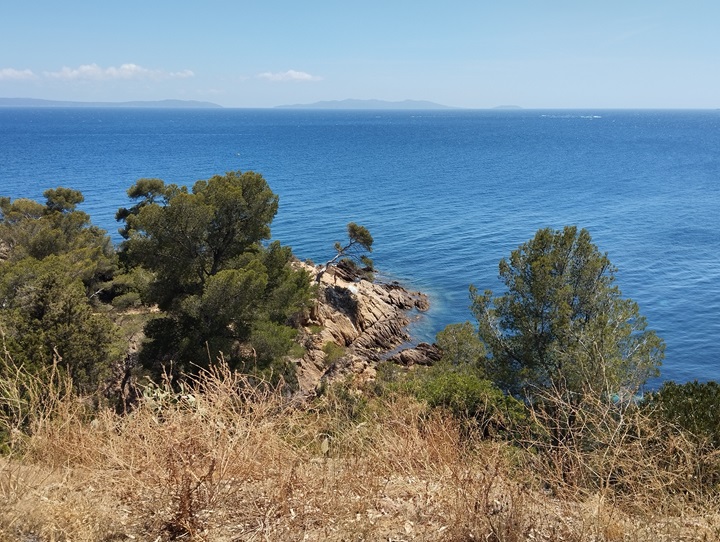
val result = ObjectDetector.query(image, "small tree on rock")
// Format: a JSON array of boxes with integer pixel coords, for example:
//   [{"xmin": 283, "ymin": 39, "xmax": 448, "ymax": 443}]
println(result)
[{"xmin": 318, "ymin": 222, "xmax": 374, "ymax": 282}]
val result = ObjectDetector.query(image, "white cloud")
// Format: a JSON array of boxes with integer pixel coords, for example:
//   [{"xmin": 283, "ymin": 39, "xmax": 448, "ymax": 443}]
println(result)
[
  {"xmin": 257, "ymin": 70, "xmax": 322, "ymax": 82},
  {"xmin": 168, "ymin": 69, "xmax": 195, "ymax": 79},
  {"xmin": 0, "ymin": 68, "xmax": 37, "ymax": 80},
  {"xmin": 44, "ymin": 63, "xmax": 195, "ymax": 81}
]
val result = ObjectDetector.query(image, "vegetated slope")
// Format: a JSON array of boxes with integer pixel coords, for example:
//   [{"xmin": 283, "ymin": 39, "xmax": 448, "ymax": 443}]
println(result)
[{"xmin": 1, "ymin": 359, "xmax": 719, "ymax": 541}]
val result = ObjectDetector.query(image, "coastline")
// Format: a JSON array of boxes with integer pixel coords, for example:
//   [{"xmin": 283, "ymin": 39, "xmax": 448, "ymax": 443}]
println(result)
[{"xmin": 293, "ymin": 261, "xmax": 440, "ymax": 392}]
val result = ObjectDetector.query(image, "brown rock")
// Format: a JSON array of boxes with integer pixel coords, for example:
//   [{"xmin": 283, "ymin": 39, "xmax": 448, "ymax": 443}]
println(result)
[
  {"xmin": 292, "ymin": 262, "xmax": 431, "ymax": 392},
  {"xmin": 388, "ymin": 342, "xmax": 443, "ymax": 366}
]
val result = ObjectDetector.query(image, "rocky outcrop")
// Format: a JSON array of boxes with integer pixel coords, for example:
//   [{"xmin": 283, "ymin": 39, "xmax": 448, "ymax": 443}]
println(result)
[
  {"xmin": 293, "ymin": 262, "xmax": 433, "ymax": 392},
  {"xmin": 387, "ymin": 342, "xmax": 443, "ymax": 366}
]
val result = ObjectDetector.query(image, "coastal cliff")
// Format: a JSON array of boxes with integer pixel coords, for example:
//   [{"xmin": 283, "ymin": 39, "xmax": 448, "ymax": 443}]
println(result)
[{"xmin": 293, "ymin": 261, "xmax": 440, "ymax": 392}]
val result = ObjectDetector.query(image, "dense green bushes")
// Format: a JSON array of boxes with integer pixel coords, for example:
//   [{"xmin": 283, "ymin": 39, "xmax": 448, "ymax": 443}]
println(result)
[
  {"xmin": 1, "ymin": 172, "xmax": 315, "ymax": 396},
  {"xmin": 397, "ymin": 363, "xmax": 526, "ymax": 437},
  {"xmin": 644, "ymin": 380, "xmax": 720, "ymax": 449}
]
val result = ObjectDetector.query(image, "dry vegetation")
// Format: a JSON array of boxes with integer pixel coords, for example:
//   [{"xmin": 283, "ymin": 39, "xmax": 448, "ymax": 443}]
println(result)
[{"xmin": 1, "ymin": 357, "xmax": 719, "ymax": 542}]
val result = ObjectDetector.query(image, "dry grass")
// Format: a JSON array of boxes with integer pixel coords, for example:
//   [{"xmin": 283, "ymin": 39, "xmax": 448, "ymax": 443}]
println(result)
[
  {"xmin": 521, "ymin": 384, "xmax": 720, "ymax": 511},
  {"xmin": 1, "ymin": 359, "xmax": 719, "ymax": 541}
]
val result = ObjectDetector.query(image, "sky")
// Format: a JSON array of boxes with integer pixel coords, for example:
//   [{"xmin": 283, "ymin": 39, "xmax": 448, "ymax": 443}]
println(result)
[{"xmin": 1, "ymin": 0, "xmax": 718, "ymax": 108}]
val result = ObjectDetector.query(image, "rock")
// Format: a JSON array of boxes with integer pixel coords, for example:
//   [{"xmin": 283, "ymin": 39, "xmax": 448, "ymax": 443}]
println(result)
[
  {"xmin": 388, "ymin": 342, "xmax": 443, "ymax": 366},
  {"xmin": 293, "ymin": 262, "xmax": 431, "ymax": 392}
]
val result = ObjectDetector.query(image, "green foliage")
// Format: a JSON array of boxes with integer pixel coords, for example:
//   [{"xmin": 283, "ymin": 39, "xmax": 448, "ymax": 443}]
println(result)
[
  {"xmin": 321, "ymin": 341, "xmax": 346, "ymax": 365},
  {"xmin": 258, "ymin": 241, "xmax": 316, "ymax": 322},
  {"xmin": 0, "ymin": 189, "xmax": 119, "ymax": 392},
  {"xmin": 115, "ymin": 177, "xmax": 167, "ymax": 239},
  {"xmin": 108, "ymin": 266, "xmax": 154, "ymax": 309},
  {"xmin": 111, "ymin": 291, "xmax": 141, "ymax": 310},
  {"xmin": 472, "ymin": 226, "xmax": 664, "ymax": 398},
  {"xmin": 250, "ymin": 320, "xmax": 299, "ymax": 366},
  {"xmin": 117, "ymin": 171, "xmax": 312, "ymax": 381},
  {"xmin": 0, "ymin": 256, "xmax": 116, "ymax": 392},
  {"xmin": 436, "ymin": 322, "xmax": 486, "ymax": 368},
  {"xmin": 384, "ymin": 361, "xmax": 526, "ymax": 437},
  {"xmin": 321, "ymin": 222, "xmax": 374, "ymax": 281},
  {"xmin": 644, "ymin": 380, "xmax": 720, "ymax": 449},
  {"xmin": 43, "ymin": 187, "xmax": 84, "ymax": 213},
  {"xmin": 346, "ymin": 222, "xmax": 373, "ymax": 252},
  {"xmin": 118, "ymin": 171, "xmax": 278, "ymax": 299},
  {"xmin": 0, "ymin": 189, "xmax": 116, "ymax": 293}
]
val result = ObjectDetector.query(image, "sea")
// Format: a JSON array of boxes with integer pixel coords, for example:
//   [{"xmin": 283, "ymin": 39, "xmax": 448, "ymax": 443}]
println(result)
[{"xmin": 1, "ymin": 107, "xmax": 719, "ymax": 385}]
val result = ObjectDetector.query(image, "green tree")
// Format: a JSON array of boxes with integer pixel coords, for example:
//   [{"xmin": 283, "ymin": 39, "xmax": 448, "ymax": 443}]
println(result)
[
  {"xmin": 471, "ymin": 226, "xmax": 664, "ymax": 398},
  {"xmin": 115, "ymin": 178, "xmax": 168, "ymax": 239},
  {"xmin": 118, "ymin": 172, "xmax": 280, "ymax": 305},
  {"xmin": 117, "ymin": 171, "xmax": 312, "ymax": 378},
  {"xmin": 0, "ymin": 189, "xmax": 118, "ymax": 392},
  {"xmin": 318, "ymin": 222, "xmax": 374, "ymax": 282},
  {"xmin": 436, "ymin": 322, "xmax": 486, "ymax": 368},
  {"xmin": 0, "ymin": 188, "xmax": 116, "ymax": 293},
  {"xmin": 0, "ymin": 256, "xmax": 115, "ymax": 392}
]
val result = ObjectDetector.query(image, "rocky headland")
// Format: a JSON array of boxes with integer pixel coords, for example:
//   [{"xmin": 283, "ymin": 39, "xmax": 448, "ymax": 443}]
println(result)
[{"xmin": 293, "ymin": 261, "xmax": 441, "ymax": 392}]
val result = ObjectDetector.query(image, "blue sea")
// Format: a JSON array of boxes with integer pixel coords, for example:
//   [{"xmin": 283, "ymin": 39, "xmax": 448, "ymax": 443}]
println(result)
[{"xmin": 1, "ymin": 107, "xmax": 719, "ymax": 385}]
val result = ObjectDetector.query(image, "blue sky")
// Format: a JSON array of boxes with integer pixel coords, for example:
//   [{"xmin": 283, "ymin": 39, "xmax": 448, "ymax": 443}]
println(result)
[{"xmin": 1, "ymin": 1, "xmax": 718, "ymax": 108}]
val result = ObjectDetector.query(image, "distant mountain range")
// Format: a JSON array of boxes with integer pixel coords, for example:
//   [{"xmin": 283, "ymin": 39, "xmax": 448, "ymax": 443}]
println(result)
[
  {"xmin": 276, "ymin": 99, "xmax": 456, "ymax": 110},
  {"xmin": 1, "ymin": 97, "xmax": 524, "ymax": 110},
  {"xmin": 0, "ymin": 98, "xmax": 222, "ymax": 108}
]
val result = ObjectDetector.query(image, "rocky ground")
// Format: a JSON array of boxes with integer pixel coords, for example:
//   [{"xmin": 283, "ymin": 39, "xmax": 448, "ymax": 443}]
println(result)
[{"xmin": 293, "ymin": 261, "xmax": 441, "ymax": 392}]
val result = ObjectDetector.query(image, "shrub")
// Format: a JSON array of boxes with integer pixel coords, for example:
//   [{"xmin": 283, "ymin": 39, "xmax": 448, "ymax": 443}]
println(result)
[
  {"xmin": 321, "ymin": 341, "xmax": 346, "ymax": 365},
  {"xmin": 394, "ymin": 363, "xmax": 526, "ymax": 438},
  {"xmin": 111, "ymin": 291, "xmax": 142, "ymax": 310},
  {"xmin": 435, "ymin": 321, "xmax": 486, "ymax": 368},
  {"xmin": 643, "ymin": 380, "xmax": 720, "ymax": 449}
]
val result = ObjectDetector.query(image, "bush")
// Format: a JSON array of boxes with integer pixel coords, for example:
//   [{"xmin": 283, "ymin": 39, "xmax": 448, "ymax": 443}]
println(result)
[
  {"xmin": 240, "ymin": 321, "xmax": 301, "ymax": 392},
  {"xmin": 111, "ymin": 291, "xmax": 142, "ymax": 310},
  {"xmin": 435, "ymin": 321, "xmax": 486, "ymax": 368},
  {"xmin": 393, "ymin": 363, "xmax": 526, "ymax": 438},
  {"xmin": 321, "ymin": 341, "xmax": 346, "ymax": 365},
  {"xmin": 105, "ymin": 266, "xmax": 153, "ymax": 306},
  {"xmin": 643, "ymin": 380, "xmax": 720, "ymax": 449},
  {"xmin": 0, "ymin": 260, "xmax": 116, "ymax": 393}
]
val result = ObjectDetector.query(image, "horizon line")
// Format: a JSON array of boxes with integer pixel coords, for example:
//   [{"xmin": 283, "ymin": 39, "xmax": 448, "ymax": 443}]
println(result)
[{"xmin": 0, "ymin": 97, "xmax": 717, "ymax": 111}]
